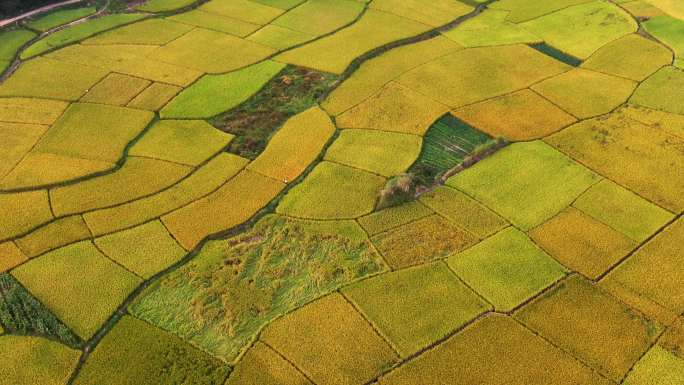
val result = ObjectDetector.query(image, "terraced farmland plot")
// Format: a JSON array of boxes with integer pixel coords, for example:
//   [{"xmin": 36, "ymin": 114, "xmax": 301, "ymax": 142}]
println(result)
[{"xmin": 1, "ymin": 0, "xmax": 683, "ymax": 383}]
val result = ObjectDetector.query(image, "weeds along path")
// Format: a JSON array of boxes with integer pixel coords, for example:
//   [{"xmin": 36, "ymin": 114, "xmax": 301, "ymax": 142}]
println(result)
[{"xmin": 56, "ymin": 2, "xmax": 497, "ymax": 383}]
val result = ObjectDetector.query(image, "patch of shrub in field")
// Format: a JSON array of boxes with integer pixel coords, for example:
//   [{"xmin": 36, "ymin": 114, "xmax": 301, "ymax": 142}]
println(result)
[
  {"xmin": 0, "ymin": 273, "xmax": 82, "ymax": 349},
  {"xmin": 212, "ymin": 65, "xmax": 339, "ymax": 159},
  {"xmin": 130, "ymin": 214, "xmax": 386, "ymax": 362}
]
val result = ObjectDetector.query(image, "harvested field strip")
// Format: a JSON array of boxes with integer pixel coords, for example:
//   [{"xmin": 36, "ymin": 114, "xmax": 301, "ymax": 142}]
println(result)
[
  {"xmin": 212, "ymin": 65, "xmax": 339, "ymax": 159},
  {"xmin": 130, "ymin": 214, "xmax": 386, "ymax": 362},
  {"xmin": 528, "ymin": 42, "xmax": 581, "ymax": 67},
  {"xmin": 0, "ymin": 273, "xmax": 82, "ymax": 348},
  {"xmin": 409, "ymin": 113, "xmax": 492, "ymax": 182}
]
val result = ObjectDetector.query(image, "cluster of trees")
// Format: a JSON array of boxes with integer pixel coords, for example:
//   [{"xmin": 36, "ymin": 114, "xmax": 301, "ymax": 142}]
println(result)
[{"xmin": 1, "ymin": 0, "xmax": 70, "ymax": 18}]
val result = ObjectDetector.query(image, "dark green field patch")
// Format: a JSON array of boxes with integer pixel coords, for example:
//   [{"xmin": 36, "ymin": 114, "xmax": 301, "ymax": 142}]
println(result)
[
  {"xmin": 211, "ymin": 65, "xmax": 338, "ymax": 159},
  {"xmin": 409, "ymin": 113, "xmax": 491, "ymax": 183},
  {"xmin": 528, "ymin": 42, "xmax": 582, "ymax": 67},
  {"xmin": 130, "ymin": 214, "xmax": 385, "ymax": 362},
  {"xmin": 0, "ymin": 273, "xmax": 82, "ymax": 349}
]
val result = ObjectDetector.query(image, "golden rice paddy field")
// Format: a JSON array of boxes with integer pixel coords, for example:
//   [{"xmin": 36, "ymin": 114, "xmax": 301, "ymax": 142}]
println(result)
[{"xmin": 1, "ymin": 0, "xmax": 683, "ymax": 383}]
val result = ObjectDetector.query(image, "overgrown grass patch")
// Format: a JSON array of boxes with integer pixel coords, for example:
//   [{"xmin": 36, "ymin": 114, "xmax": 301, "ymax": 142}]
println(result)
[
  {"xmin": 131, "ymin": 214, "xmax": 385, "ymax": 361},
  {"xmin": 0, "ymin": 273, "xmax": 82, "ymax": 348},
  {"xmin": 261, "ymin": 293, "xmax": 398, "ymax": 385},
  {"xmin": 26, "ymin": 6, "xmax": 96, "ymax": 31},
  {"xmin": 21, "ymin": 13, "xmax": 147, "ymax": 59},
  {"xmin": 161, "ymin": 60, "xmax": 286, "ymax": 119},
  {"xmin": 448, "ymin": 227, "xmax": 567, "ymax": 311},
  {"xmin": 453, "ymin": 89, "xmax": 576, "ymax": 140},
  {"xmin": 212, "ymin": 65, "xmax": 338, "ymax": 159},
  {"xmin": 0, "ymin": 335, "xmax": 80, "ymax": 385},
  {"xmin": 447, "ymin": 141, "xmax": 599, "ymax": 230},
  {"xmin": 343, "ymin": 262, "xmax": 490, "ymax": 357},
  {"xmin": 325, "ymin": 129, "xmax": 422, "ymax": 177},
  {"xmin": 531, "ymin": 68, "xmax": 637, "ymax": 119},
  {"xmin": 12, "ymin": 241, "xmax": 142, "ymax": 338},
  {"xmin": 247, "ymin": 106, "xmax": 335, "ymax": 182},
  {"xmin": 130, "ymin": 120, "xmax": 233, "ymax": 166},
  {"xmin": 74, "ymin": 315, "xmax": 230, "ymax": 385},
  {"xmin": 83, "ymin": 153, "xmax": 248, "ymax": 236},
  {"xmin": 372, "ymin": 214, "xmax": 478, "ymax": 269},
  {"xmin": 335, "ymin": 82, "xmax": 449, "ymax": 136},
  {"xmin": 418, "ymin": 186, "xmax": 507, "ymax": 239},
  {"xmin": 95, "ymin": 220, "xmax": 186, "ymax": 278},
  {"xmin": 514, "ymin": 275, "xmax": 661, "ymax": 381},
  {"xmin": 276, "ymin": 161, "xmax": 385, "ymax": 219}
]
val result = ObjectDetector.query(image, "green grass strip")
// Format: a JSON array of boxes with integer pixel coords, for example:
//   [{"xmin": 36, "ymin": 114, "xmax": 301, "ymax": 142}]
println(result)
[{"xmin": 26, "ymin": 6, "xmax": 97, "ymax": 32}]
